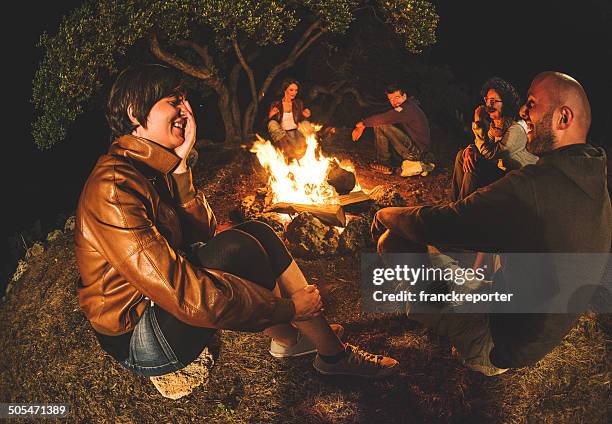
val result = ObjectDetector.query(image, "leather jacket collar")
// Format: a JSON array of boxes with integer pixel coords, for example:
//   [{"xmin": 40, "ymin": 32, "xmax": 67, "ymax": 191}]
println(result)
[{"xmin": 109, "ymin": 135, "xmax": 181, "ymax": 175}]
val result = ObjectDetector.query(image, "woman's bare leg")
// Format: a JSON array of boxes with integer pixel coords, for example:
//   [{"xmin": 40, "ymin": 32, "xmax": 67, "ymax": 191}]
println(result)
[
  {"xmin": 274, "ymin": 260, "xmax": 344, "ymax": 356},
  {"xmin": 263, "ymin": 285, "xmax": 298, "ymax": 346}
]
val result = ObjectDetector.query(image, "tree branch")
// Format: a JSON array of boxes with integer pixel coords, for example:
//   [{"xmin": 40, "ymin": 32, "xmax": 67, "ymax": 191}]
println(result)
[
  {"xmin": 232, "ymin": 38, "xmax": 257, "ymax": 109},
  {"xmin": 232, "ymin": 37, "xmax": 258, "ymax": 133},
  {"xmin": 257, "ymin": 19, "xmax": 323, "ymax": 101},
  {"xmin": 175, "ymin": 39, "xmax": 215, "ymax": 71},
  {"xmin": 150, "ymin": 33, "xmax": 213, "ymax": 82}
]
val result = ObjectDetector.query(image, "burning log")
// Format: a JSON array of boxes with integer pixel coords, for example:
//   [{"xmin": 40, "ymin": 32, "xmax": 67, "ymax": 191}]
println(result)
[
  {"xmin": 267, "ymin": 202, "xmax": 346, "ymax": 227},
  {"xmin": 338, "ymin": 190, "xmax": 373, "ymax": 206}
]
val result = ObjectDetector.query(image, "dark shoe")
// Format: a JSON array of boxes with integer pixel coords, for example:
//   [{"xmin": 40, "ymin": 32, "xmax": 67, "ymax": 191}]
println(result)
[
  {"xmin": 369, "ymin": 162, "xmax": 394, "ymax": 175},
  {"xmin": 313, "ymin": 343, "xmax": 399, "ymax": 378}
]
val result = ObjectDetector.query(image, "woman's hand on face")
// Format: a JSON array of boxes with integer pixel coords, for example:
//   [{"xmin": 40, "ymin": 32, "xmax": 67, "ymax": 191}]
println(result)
[
  {"xmin": 269, "ymin": 106, "xmax": 280, "ymax": 119},
  {"xmin": 302, "ymin": 108, "xmax": 311, "ymax": 118},
  {"xmin": 292, "ymin": 284, "xmax": 323, "ymax": 321},
  {"xmin": 173, "ymin": 99, "xmax": 196, "ymax": 173}
]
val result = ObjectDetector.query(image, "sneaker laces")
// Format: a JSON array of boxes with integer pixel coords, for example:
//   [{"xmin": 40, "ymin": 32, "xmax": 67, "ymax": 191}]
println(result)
[{"xmin": 345, "ymin": 344, "xmax": 383, "ymax": 365}]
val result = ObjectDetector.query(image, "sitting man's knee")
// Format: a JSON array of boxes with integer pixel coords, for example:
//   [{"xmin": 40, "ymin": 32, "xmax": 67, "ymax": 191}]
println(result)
[{"xmin": 377, "ymin": 230, "xmax": 426, "ymax": 254}]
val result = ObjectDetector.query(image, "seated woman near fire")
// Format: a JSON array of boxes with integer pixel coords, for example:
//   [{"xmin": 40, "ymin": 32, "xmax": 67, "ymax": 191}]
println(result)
[
  {"xmin": 267, "ymin": 78, "xmax": 315, "ymax": 160},
  {"xmin": 74, "ymin": 64, "xmax": 398, "ymax": 394}
]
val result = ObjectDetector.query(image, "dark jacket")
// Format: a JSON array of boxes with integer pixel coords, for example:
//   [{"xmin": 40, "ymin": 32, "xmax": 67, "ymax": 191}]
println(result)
[
  {"xmin": 268, "ymin": 98, "xmax": 306, "ymax": 126},
  {"xmin": 75, "ymin": 135, "xmax": 295, "ymax": 350},
  {"xmin": 374, "ymin": 143, "xmax": 612, "ymax": 368},
  {"xmin": 363, "ymin": 97, "xmax": 431, "ymax": 152}
]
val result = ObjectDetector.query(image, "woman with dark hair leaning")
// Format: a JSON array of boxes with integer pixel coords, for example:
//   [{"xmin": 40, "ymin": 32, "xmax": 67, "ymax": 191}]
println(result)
[
  {"xmin": 451, "ymin": 77, "xmax": 538, "ymax": 271},
  {"xmin": 74, "ymin": 64, "xmax": 399, "ymax": 393},
  {"xmin": 452, "ymin": 77, "xmax": 538, "ymax": 201},
  {"xmin": 267, "ymin": 78, "xmax": 314, "ymax": 160}
]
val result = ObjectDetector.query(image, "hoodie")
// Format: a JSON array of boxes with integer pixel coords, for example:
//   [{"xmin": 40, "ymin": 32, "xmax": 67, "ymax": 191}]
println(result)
[{"xmin": 374, "ymin": 143, "xmax": 611, "ymax": 368}]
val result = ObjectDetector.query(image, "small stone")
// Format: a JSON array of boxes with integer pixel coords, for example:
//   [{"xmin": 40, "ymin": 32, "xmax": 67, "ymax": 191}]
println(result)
[
  {"xmin": 252, "ymin": 213, "xmax": 286, "ymax": 236},
  {"xmin": 25, "ymin": 242, "xmax": 45, "ymax": 259},
  {"xmin": 64, "ymin": 216, "xmax": 76, "ymax": 232},
  {"xmin": 238, "ymin": 195, "xmax": 265, "ymax": 221},
  {"xmin": 369, "ymin": 185, "xmax": 407, "ymax": 209},
  {"xmin": 10, "ymin": 260, "xmax": 29, "ymax": 286},
  {"xmin": 285, "ymin": 212, "xmax": 339, "ymax": 258},
  {"xmin": 46, "ymin": 229, "xmax": 63, "ymax": 242},
  {"xmin": 255, "ymin": 187, "xmax": 268, "ymax": 199},
  {"xmin": 339, "ymin": 216, "xmax": 373, "ymax": 253},
  {"xmin": 149, "ymin": 347, "xmax": 215, "ymax": 400}
]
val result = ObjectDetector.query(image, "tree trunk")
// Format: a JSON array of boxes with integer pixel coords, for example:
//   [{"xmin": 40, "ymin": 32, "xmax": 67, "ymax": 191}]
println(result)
[{"xmin": 217, "ymin": 87, "xmax": 242, "ymax": 144}]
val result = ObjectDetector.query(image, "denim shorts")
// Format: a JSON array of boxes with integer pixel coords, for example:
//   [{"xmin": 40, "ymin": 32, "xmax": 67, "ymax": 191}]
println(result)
[{"xmin": 121, "ymin": 302, "xmax": 187, "ymax": 377}]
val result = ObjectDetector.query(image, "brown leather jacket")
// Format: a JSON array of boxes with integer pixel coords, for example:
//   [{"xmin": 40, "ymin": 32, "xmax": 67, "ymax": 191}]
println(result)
[{"xmin": 75, "ymin": 135, "xmax": 295, "ymax": 337}]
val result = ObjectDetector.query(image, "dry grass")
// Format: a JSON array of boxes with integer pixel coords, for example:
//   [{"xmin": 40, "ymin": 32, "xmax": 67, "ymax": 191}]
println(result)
[{"xmin": 1, "ymin": 131, "xmax": 609, "ymax": 423}]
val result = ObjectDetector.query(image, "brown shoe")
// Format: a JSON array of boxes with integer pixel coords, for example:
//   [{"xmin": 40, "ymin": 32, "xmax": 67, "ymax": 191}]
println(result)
[
  {"xmin": 313, "ymin": 343, "xmax": 399, "ymax": 378},
  {"xmin": 369, "ymin": 162, "xmax": 394, "ymax": 175}
]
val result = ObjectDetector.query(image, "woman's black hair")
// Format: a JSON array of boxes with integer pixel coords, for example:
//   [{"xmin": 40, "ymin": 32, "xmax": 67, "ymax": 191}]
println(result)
[
  {"xmin": 480, "ymin": 77, "xmax": 521, "ymax": 120},
  {"xmin": 107, "ymin": 63, "xmax": 185, "ymax": 138},
  {"xmin": 277, "ymin": 78, "xmax": 300, "ymax": 99}
]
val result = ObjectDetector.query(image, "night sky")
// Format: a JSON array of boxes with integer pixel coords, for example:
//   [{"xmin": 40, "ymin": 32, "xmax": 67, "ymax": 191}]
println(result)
[{"xmin": 5, "ymin": 0, "xmax": 610, "ymax": 239}]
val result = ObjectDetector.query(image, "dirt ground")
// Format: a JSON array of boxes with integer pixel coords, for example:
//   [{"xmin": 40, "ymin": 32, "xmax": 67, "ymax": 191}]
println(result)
[{"xmin": 1, "ymin": 130, "xmax": 610, "ymax": 423}]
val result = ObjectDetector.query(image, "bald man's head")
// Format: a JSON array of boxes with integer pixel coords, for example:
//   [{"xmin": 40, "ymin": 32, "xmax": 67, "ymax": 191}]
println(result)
[
  {"xmin": 532, "ymin": 72, "xmax": 591, "ymax": 128},
  {"xmin": 522, "ymin": 72, "xmax": 591, "ymax": 154}
]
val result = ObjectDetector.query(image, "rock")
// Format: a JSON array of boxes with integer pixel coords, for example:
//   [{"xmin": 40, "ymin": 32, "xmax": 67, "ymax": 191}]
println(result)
[
  {"xmin": 369, "ymin": 185, "xmax": 407, "ymax": 209},
  {"xmin": 25, "ymin": 242, "xmax": 45, "ymax": 259},
  {"xmin": 64, "ymin": 215, "xmax": 76, "ymax": 232},
  {"xmin": 149, "ymin": 346, "xmax": 215, "ymax": 400},
  {"xmin": 46, "ymin": 229, "xmax": 63, "ymax": 242},
  {"xmin": 7, "ymin": 260, "xmax": 29, "ymax": 295},
  {"xmin": 237, "ymin": 195, "xmax": 265, "ymax": 221},
  {"xmin": 327, "ymin": 162, "xmax": 356, "ymax": 195},
  {"xmin": 252, "ymin": 213, "xmax": 286, "ymax": 236},
  {"xmin": 339, "ymin": 216, "xmax": 373, "ymax": 253},
  {"xmin": 11, "ymin": 260, "xmax": 28, "ymax": 282},
  {"xmin": 285, "ymin": 212, "xmax": 339, "ymax": 258}
]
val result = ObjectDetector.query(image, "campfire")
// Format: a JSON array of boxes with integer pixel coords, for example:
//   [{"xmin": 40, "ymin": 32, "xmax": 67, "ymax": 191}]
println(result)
[
  {"xmin": 251, "ymin": 125, "xmax": 360, "ymax": 206},
  {"xmin": 238, "ymin": 126, "xmax": 402, "ymax": 258},
  {"xmin": 250, "ymin": 126, "xmax": 368, "ymax": 228}
]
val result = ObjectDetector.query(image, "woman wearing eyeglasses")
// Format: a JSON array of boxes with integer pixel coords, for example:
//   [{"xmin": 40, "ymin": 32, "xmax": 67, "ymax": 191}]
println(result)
[
  {"xmin": 451, "ymin": 77, "xmax": 538, "ymax": 273},
  {"xmin": 452, "ymin": 77, "xmax": 538, "ymax": 201}
]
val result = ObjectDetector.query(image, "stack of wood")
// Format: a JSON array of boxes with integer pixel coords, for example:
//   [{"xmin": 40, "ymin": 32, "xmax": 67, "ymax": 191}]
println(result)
[{"xmin": 266, "ymin": 189, "xmax": 373, "ymax": 227}]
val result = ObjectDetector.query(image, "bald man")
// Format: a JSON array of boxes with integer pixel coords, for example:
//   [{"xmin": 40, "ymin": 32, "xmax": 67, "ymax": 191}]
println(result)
[{"xmin": 371, "ymin": 72, "xmax": 611, "ymax": 376}]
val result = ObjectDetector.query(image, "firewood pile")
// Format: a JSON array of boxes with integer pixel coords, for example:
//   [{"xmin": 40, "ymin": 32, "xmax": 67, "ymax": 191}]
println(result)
[{"xmin": 231, "ymin": 184, "xmax": 408, "ymax": 258}]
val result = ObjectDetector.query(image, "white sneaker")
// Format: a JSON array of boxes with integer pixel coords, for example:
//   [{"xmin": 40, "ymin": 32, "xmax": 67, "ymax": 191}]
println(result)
[{"xmin": 269, "ymin": 324, "xmax": 344, "ymax": 358}]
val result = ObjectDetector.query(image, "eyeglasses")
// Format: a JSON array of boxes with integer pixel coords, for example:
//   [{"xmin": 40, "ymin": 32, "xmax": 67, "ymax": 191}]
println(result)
[{"xmin": 484, "ymin": 97, "xmax": 503, "ymax": 105}]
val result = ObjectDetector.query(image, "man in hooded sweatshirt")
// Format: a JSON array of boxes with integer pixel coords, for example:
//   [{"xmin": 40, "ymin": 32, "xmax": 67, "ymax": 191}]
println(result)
[{"xmin": 371, "ymin": 72, "xmax": 611, "ymax": 376}]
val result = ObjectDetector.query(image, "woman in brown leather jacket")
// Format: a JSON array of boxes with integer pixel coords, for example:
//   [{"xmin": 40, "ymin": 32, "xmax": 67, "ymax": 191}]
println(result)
[{"xmin": 74, "ymin": 64, "xmax": 398, "ymax": 382}]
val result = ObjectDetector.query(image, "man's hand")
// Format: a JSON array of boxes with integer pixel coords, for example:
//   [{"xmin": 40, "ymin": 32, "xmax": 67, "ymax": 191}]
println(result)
[
  {"xmin": 463, "ymin": 144, "xmax": 478, "ymax": 173},
  {"xmin": 302, "ymin": 108, "xmax": 311, "ymax": 118},
  {"xmin": 269, "ymin": 106, "xmax": 280, "ymax": 119},
  {"xmin": 352, "ymin": 121, "xmax": 365, "ymax": 142},
  {"xmin": 173, "ymin": 99, "xmax": 196, "ymax": 174},
  {"xmin": 292, "ymin": 285, "xmax": 323, "ymax": 321}
]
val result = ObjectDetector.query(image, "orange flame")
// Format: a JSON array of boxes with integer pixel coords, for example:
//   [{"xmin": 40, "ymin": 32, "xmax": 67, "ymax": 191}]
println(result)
[{"xmin": 251, "ymin": 126, "xmax": 359, "ymax": 205}]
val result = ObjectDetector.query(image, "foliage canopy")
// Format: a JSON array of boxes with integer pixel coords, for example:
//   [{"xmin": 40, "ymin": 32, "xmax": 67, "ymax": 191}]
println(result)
[{"xmin": 32, "ymin": 0, "xmax": 438, "ymax": 149}]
